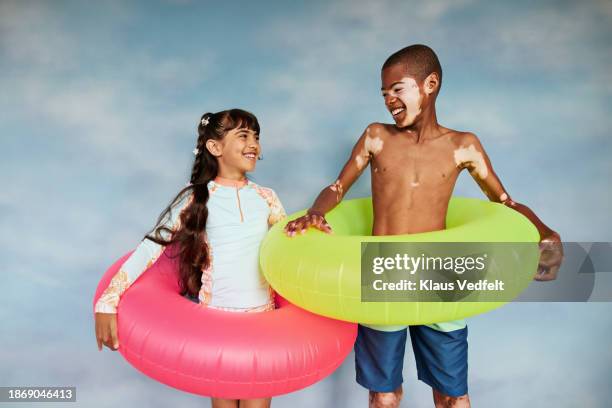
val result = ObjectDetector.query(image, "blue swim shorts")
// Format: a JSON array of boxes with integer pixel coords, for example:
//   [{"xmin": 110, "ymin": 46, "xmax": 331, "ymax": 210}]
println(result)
[{"xmin": 354, "ymin": 324, "xmax": 468, "ymax": 397}]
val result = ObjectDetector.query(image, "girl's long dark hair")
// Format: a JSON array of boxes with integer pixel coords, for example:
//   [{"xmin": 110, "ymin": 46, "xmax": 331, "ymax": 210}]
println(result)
[{"xmin": 145, "ymin": 109, "xmax": 260, "ymax": 298}]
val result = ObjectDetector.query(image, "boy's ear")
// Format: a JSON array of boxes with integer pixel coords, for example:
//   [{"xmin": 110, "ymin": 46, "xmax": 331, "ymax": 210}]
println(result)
[
  {"xmin": 206, "ymin": 139, "xmax": 222, "ymax": 157},
  {"xmin": 423, "ymin": 72, "xmax": 440, "ymax": 95}
]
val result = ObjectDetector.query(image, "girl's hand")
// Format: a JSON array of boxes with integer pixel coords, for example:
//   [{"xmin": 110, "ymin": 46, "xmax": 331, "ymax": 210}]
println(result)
[
  {"xmin": 95, "ymin": 312, "xmax": 120, "ymax": 351},
  {"xmin": 284, "ymin": 212, "xmax": 332, "ymax": 237}
]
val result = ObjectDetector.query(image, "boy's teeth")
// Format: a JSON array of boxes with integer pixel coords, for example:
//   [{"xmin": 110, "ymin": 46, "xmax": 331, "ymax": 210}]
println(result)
[{"xmin": 392, "ymin": 108, "xmax": 405, "ymax": 115}]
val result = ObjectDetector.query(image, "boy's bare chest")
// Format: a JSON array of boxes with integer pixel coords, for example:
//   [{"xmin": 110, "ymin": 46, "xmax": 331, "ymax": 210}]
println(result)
[{"xmin": 370, "ymin": 140, "xmax": 459, "ymax": 186}]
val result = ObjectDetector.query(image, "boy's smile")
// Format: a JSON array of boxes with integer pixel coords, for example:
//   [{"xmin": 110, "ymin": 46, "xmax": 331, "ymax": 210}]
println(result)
[{"xmin": 381, "ymin": 64, "xmax": 424, "ymax": 128}]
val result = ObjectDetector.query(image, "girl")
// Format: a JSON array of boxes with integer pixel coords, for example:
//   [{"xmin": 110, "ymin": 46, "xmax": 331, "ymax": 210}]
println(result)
[{"xmin": 94, "ymin": 109, "xmax": 285, "ymax": 408}]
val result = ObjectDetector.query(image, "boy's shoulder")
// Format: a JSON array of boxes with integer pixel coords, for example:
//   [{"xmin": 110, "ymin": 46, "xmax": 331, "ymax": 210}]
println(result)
[
  {"xmin": 363, "ymin": 123, "xmax": 481, "ymax": 146},
  {"xmin": 441, "ymin": 127, "xmax": 482, "ymax": 148},
  {"xmin": 363, "ymin": 122, "xmax": 401, "ymax": 138}
]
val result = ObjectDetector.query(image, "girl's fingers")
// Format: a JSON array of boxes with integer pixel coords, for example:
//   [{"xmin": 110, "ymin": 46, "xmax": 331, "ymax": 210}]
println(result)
[
  {"xmin": 110, "ymin": 316, "xmax": 119, "ymax": 350},
  {"xmin": 95, "ymin": 322, "xmax": 103, "ymax": 351},
  {"xmin": 101, "ymin": 333, "xmax": 110, "ymax": 349}
]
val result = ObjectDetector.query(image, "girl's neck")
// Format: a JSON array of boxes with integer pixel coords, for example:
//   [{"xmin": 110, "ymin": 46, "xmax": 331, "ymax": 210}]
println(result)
[{"xmin": 214, "ymin": 174, "xmax": 248, "ymax": 187}]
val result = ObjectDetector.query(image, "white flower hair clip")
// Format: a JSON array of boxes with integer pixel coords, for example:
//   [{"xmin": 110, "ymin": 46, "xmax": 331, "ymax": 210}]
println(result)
[
  {"xmin": 193, "ymin": 148, "xmax": 199, "ymax": 156},
  {"xmin": 201, "ymin": 117, "xmax": 210, "ymax": 126}
]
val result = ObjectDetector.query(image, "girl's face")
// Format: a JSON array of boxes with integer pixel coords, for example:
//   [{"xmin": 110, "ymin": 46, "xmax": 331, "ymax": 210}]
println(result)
[{"xmin": 208, "ymin": 127, "xmax": 261, "ymax": 176}]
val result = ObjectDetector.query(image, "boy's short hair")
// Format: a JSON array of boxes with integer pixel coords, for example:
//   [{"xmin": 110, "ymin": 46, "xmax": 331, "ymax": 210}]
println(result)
[{"xmin": 382, "ymin": 44, "xmax": 443, "ymax": 92}]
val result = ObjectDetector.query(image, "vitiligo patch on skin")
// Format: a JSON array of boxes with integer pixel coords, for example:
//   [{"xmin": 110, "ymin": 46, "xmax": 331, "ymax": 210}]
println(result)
[
  {"xmin": 499, "ymin": 193, "xmax": 508, "ymax": 203},
  {"xmin": 329, "ymin": 179, "xmax": 344, "ymax": 202},
  {"xmin": 365, "ymin": 136, "xmax": 384, "ymax": 155},
  {"xmin": 356, "ymin": 135, "xmax": 384, "ymax": 170},
  {"xmin": 410, "ymin": 172, "xmax": 420, "ymax": 187},
  {"xmin": 453, "ymin": 144, "xmax": 488, "ymax": 179},
  {"xmin": 355, "ymin": 154, "xmax": 367, "ymax": 170},
  {"xmin": 387, "ymin": 77, "xmax": 422, "ymax": 126}
]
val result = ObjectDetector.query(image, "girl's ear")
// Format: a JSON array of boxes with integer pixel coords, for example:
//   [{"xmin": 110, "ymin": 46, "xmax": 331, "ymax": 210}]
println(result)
[{"xmin": 206, "ymin": 139, "xmax": 222, "ymax": 157}]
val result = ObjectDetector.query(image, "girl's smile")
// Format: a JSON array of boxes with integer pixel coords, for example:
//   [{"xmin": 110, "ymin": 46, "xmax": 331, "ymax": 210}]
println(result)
[{"xmin": 209, "ymin": 127, "xmax": 261, "ymax": 177}]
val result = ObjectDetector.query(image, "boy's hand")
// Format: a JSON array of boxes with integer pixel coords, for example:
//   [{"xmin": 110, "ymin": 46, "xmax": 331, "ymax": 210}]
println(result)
[
  {"xmin": 284, "ymin": 212, "xmax": 332, "ymax": 237},
  {"xmin": 95, "ymin": 312, "xmax": 120, "ymax": 351},
  {"xmin": 535, "ymin": 231, "xmax": 564, "ymax": 281}
]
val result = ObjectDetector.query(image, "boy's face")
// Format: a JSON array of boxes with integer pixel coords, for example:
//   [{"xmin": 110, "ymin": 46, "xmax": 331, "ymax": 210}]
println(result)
[{"xmin": 381, "ymin": 64, "xmax": 423, "ymax": 128}]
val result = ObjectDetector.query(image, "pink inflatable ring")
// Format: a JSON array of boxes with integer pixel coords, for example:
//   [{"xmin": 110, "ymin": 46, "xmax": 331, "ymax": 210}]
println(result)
[{"xmin": 93, "ymin": 252, "xmax": 357, "ymax": 399}]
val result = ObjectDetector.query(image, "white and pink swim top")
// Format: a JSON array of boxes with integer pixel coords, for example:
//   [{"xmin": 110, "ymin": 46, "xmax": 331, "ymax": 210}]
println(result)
[{"xmin": 94, "ymin": 177, "xmax": 286, "ymax": 313}]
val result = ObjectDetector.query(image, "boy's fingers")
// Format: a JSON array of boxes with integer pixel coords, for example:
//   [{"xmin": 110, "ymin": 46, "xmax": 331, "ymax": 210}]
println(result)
[
  {"xmin": 285, "ymin": 220, "xmax": 300, "ymax": 235},
  {"xmin": 539, "ymin": 265, "xmax": 559, "ymax": 281},
  {"xmin": 534, "ymin": 265, "xmax": 556, "ymax": 281},
  {"xmin": 311, "ymin": 216, "xmax": 332, "ymax": 233}
]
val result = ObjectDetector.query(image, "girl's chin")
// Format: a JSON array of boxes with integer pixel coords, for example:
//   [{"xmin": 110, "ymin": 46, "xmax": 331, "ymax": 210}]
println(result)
[{"xmin": 241, "ymin": 162, "xmax": 257, "ymax": 172}]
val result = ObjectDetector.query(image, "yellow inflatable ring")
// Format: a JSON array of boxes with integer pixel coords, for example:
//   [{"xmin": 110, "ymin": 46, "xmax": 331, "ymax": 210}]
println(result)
[{"xmin": 260, "ymin": 197, "xmax": 540, "ymax": 325}]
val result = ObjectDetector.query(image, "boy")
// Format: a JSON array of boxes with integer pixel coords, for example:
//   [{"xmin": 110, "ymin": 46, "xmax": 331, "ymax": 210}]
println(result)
[{"xmin": 285, "ymin": 45, "xmax": 563, "ymax": 408}]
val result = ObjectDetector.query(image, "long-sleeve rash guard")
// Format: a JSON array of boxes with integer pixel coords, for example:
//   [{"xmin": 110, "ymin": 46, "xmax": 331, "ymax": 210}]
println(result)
[{"xmin": 94, "ymin": 178, "xmax": 286, "ymax": 313}]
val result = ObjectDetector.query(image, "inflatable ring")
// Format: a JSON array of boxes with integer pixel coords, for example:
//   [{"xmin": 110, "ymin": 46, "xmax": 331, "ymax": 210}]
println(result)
[
  {"xmin": 260, "ymin": 197, "xmax": 540, "ymax": 325},
  {"xmin": 93, "ymin": 252, "xmax": 357, "ymax": 399}
]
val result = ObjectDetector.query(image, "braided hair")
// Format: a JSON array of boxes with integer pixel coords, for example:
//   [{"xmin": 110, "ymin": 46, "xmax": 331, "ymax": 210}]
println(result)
[{"xmin": 145, "ymin": 109, "xmax": 261, "ymax": 297}]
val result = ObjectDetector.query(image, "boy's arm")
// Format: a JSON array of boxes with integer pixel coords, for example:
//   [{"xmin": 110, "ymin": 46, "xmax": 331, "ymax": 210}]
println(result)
[
  {"xmin": 285, "ymin": 124, "xmax": 376, "ymax": 236},
  {"xmin": 456, "ymin": 132, "xmax": 563, "ymax": 281}
]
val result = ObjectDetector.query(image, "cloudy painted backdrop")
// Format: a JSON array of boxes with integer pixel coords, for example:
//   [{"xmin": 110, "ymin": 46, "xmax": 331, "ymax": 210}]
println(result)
[{"xmin": 1, "ymin": 0, "xmax": 611, "ymax": 407}]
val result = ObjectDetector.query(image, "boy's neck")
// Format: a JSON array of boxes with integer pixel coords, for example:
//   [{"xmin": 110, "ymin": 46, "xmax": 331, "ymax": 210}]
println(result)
[{"xmin": 402, "ymin": 104, "xmax": 442, "ymax": 143}]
